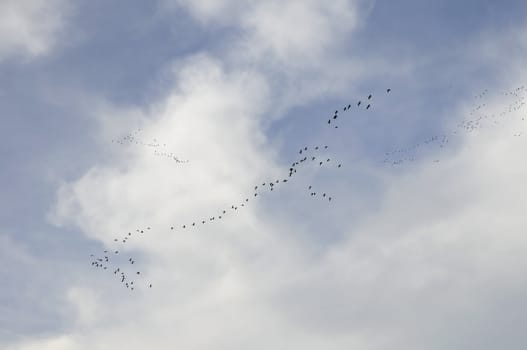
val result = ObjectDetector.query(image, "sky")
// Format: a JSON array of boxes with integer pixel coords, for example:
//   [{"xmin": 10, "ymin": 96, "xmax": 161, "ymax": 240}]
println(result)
[{"xmin": 2, "ymin": 0, "xmax": 527, "ymax": 349}]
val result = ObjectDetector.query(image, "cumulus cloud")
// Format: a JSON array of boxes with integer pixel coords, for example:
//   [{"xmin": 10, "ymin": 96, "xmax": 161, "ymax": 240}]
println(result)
[
  {"xmin": 17, "ymin": 75, "xmax": 527, "ymax": 350},
  {"xmin": 10, "ymin": 1, "xmax": 527, "ymax": 350},
  {"xmin": 0, "ymin": 0, "xmax": 70, "ymax": 61},
  {"xmin": 164, "ymin": 0, "xmax": 369, "ymax": 113}
]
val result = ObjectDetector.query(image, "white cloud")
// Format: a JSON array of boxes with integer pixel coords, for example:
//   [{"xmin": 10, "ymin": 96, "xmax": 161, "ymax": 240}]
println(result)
[
  {"xmin": 164, "ymin": 0, "xmax": 369, "ymax": 113},
  {"xmin": 14, "ymin": 75, "xmax": 527, "ymax": 350},
  {"xmin": 10, "ymin": 1, "xmax": 527, "ymax": 350},
  {"xmin": 0, "ymin": 0, "xmax": 70, "ymax": 61}
]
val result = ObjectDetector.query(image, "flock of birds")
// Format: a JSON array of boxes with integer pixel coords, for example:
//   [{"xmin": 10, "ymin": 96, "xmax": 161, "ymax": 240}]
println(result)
[
  {"xmin": 112, "ymin": 130, "xmax": 189, "ymax": 164},
  {"xmin": 382, "ymin": 85, "xmax": 526, "ymax": 166},
  {"xmin": 91, "ymin": 84, "xmax": 527, "ymax": 291}
]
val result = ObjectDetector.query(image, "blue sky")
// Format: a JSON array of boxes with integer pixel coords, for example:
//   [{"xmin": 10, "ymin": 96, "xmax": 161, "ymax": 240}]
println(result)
[{"xmin": 2, "ymin": 1, "xmax": 527, "ymax": 349}]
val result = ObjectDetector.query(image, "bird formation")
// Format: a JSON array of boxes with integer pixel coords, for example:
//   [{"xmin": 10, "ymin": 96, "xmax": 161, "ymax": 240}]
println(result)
[
  {"xmin": 91, "ymin": 90, "xmax": 393, "ymax": 291},
  {"xmin": 90, "ymin": 233, "xmax": 152, "ymax": 291},
  {"xmin": 89, "ymin": 145, "xmax": 342, "ymax": 290},
  {"xmin": 93, "ymin": 85, "xmax": 527, "ymax": 291},
  {"xmin": 382, "ymin": 84, "xmax": 527, "ymax": 166},
  {"xmin": 112, "ymin": 128, "xmax": 189, "ymax": 164},
  {"xmin": 99, "ymin": 82, "xmax": 527, "ymax": 296},
  {"xmin": 326, "ymin": 90, "xmax": 386, "ymax": 128}
]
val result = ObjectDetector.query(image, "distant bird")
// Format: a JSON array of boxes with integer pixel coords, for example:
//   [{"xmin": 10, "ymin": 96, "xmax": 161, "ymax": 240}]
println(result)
[
  {"xmin": 387, "ymin": 88, "xmax": 391, "ymax": 93},
  {"xmin": 368, "ymin": 94, "xmax": 372, "ymax": 100},
  {"xmin": 366, "ymin": 104, "xmax": 371, "ymax": 110},
  {"xmin": 358, "ymin": 101, "xmax": 361, "ymax": 106}
]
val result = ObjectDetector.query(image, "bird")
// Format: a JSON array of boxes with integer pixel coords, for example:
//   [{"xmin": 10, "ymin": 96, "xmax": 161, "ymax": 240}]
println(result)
[
  {"xmin": 368, "ymin": 94, "xmax": 372, "ymax": 100},
  {"xmin": 358, "ymin": 101, "xmax": 361, "ymax": 106},
  {"xmin": 387, "ymin": 88, "xmax": 391, "ymax": 93},
  {"xmin": 366, "ymin": 104, "xmax": 371, "ymax": 109}
]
